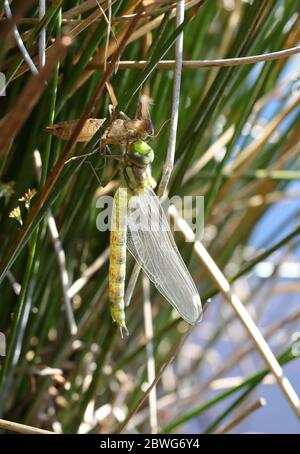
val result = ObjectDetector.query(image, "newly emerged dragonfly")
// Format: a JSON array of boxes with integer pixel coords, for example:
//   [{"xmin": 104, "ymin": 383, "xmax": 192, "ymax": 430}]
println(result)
[
  {"xmin": 109, "ymin": 139, "xmax": 202, "ymax": 334},
  {"xmin": 47, "ymin": 112, "xmax": 202, "ymax": 334}
]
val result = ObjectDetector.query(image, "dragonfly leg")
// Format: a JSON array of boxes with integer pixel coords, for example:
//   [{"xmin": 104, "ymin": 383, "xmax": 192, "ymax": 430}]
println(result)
[
  {"xmin": 120, "ymin": 324, "xmax": 129, "ymax": 338},
  {"xmin": 83, "ymin": 161, "xmax": 104, "ymax": 186},
  {"xmin": 90, "ymin": 164, "xmax": 120, "ymax": 188},
  {"xmin": 65, "ymin": 148, "xmax": 123, "ymax": 165},
  {"xmin": 64, "ymin": 148, "xmax": 100, "ymax": 164},
  {"xmin": 104, "ymin": 145, "xmax": 113, "ymax": 155}
]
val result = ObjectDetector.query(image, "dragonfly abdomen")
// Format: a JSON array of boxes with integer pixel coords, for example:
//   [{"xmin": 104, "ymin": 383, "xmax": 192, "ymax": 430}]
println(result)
[{"xmin": 109, "ymin": 188, "xmax": 129, "ymax": 335}]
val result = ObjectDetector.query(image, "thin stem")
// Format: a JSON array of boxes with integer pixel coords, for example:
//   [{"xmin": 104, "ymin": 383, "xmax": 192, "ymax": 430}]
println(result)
[
  {"xmin": 204, "ymin": 382, "xmax": 260, "ymax": 434},
  {"xmin": 6, "ymin": 271, "xmax": 21, "ymax": 295},
  {"xmin": 125, "ymin": 262, "xmax": 141, "ymax": 307},
  {"xmin": 38, "ymin": 0, "xmax": 46, "ymax": 68},
  {"xmin": 47, "ymin": 214, "xmax": 78, "ymax": 336},
  {"xmin": 158, "ymin": 0, "xmax": 184, "ymax": 197},
  {"xmin": 216, "ymin": 398, "xmax": 266, "ymax": 434},
  {"xmin": 40, "ymin": 7, "xmax": 61, "ymax": 185},
  {"xmin": 33, "ymin": 151, "xmax": 78, "ymax": 336},
  {"xmin": 142, "ymin": 275, "xmax": 158, "ymax": 434},
  {"xmin": 95, "ymin": 0, "xmax": 113, "ymax": 72},
  {"xmin": 4, "ymin": 0, "xmax": 38, "ymax": 75},
  {"xmin": 89, "ymin": 44, "xmax": 300, "ymax": 70},
  {"xmin": 68, "ymin": 248, "xmax": 109, "ymax": 298},
  {"xmin": 0, "ymin": 418, "xmax": 55, "ymax": 435}
]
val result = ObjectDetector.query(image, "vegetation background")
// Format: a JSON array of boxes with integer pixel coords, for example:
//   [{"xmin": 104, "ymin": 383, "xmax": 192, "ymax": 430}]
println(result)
[{"xmin": 0, "ymin": 0, "xmax": 300, "ymax": 434}]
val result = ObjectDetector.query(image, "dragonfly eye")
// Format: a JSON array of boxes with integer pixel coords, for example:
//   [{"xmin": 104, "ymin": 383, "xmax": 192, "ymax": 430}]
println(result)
[{"xmin": 128, "ymin": 140, "xmax": 154, "ymax": 166}]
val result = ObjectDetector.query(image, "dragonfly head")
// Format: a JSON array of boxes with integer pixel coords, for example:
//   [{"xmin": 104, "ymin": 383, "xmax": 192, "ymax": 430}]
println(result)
[{"xmin": 127, "ymin": 140, "xmax": 154, "ymax": 167}]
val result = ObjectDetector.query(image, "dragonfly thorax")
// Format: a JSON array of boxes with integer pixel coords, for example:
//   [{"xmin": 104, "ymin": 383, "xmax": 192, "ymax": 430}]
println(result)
[
  {"xmin": 123, "ymin": 163, "xmax": 154, "ymax": 193},
  {"xmin": 123, "ymin": 140, "xmax": 155, "ymax": 193}
]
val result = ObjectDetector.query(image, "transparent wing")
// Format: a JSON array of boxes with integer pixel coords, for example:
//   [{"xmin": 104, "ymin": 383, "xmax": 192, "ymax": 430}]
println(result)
[{"xmin": 127, "ymin": 188, "xmax": 202, "ymax": 324}]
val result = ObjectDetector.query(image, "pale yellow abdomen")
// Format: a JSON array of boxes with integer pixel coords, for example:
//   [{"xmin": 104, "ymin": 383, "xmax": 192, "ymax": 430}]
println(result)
[{"xmin": 109, "ymin": 188, "xmax": 129, "ymax": 334}]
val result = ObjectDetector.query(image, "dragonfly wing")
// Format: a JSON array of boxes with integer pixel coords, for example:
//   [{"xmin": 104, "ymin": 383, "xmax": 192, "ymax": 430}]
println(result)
[{"xmin": 127, "ymin": 188, "xmax": 202, "ymax": 325}]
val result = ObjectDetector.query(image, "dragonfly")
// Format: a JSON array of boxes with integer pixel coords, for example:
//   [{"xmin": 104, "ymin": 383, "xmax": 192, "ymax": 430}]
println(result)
[
  {"xmin": 109, "ymin": 139, "xmax": 202, "ymax": 335},
  {"xmin": 47, "ymin": 112, "xmax": 202, "ymax": 335}
]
